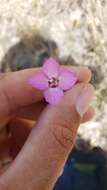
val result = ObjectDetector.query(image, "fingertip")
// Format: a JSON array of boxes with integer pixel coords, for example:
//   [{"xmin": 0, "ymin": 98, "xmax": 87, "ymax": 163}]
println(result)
[
  {"xmin": 77, "ymin": 67, "xmax": 92, "ymax": 83},
  {"xmin": 65, "ymin": 66, "xmax": 92, "ymax": 83},
  {"xmin": 82, "ymin": 106, "xmax": 95, "ymax": 123}
]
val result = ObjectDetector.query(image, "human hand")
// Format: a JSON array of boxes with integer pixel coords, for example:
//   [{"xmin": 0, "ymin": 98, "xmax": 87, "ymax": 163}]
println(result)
[{"xmin": 0, "ymin": 66, "xmax": 94, "ymax": 190}]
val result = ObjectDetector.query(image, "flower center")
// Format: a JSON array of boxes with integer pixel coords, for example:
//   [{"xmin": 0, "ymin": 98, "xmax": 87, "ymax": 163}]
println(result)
[{"xmin": 48, "ymin": 77, "xmax": 59, "ymax": 88}]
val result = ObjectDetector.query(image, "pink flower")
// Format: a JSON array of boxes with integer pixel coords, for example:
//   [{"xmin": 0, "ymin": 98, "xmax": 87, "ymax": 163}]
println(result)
[{"xmin": 29, "ymin": 57, "xmax": 78, "ymax": 105}]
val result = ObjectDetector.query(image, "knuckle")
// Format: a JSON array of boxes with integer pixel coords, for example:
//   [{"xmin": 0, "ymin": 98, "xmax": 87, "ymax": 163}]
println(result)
[{"xmin": 52, "ymin": 122, "xmax": 77, "ymax": 152}]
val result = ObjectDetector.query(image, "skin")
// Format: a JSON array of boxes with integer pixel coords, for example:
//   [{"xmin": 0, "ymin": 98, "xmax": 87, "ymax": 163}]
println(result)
[{"xmin": 0, "ymin": 66, "xmax": 95, "ymax": 190}]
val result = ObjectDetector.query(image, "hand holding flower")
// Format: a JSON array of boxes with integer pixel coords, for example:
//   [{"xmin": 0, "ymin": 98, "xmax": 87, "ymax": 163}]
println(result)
[{"xmin": 0, "ymin": 65, "xmax": 94, "ymax": 190}]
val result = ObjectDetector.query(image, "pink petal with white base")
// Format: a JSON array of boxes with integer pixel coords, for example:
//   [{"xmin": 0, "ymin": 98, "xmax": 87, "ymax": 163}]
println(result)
[
  {"xmin": 43, "ymin": 57, "xmax": 60, "ymax": 78},
  {"xmin": 59, "ymin": 70, "xmax": 77, "ymax": 90},
  {"xmin": 44, "ymin": 87, "xmax": 64, "ymax": 105},
  {"xmin": 29, "ymin": 72, "xmax": 48, "ymax": 90}
]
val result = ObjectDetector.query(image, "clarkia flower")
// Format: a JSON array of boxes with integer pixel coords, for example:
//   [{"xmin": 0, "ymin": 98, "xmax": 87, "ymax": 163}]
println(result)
[{"xmin": 29, "ymin": 57, "xmax": 78, "ymax": 105}]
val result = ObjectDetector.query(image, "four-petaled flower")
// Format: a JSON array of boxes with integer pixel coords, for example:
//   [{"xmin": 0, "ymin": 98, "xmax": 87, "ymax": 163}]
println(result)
[{"xmin": 29, "ymin": 57, "xmax": 78, "ymax": 105}]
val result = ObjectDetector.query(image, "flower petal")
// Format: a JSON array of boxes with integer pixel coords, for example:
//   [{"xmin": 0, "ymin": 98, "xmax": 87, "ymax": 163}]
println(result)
[
  {"xmin": 29, "ymin": 72, "xmax": 48, "ymax": 90},
  {"xmin": 43, "ymin": 57, "xmax": 60, "ymax": 78},
  {"xmin": 44, "ymin": 87, "xmax": 64, "ymax": 105},
  {"xmin": 59, "ymin": 69, "xmax": 78, "ymax": 90}
]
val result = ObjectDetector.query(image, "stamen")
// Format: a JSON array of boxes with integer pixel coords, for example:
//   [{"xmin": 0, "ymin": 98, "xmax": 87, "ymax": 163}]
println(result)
[{"xmin": 48, "ymin": 77, "xmax": 59, "ymax": 88}]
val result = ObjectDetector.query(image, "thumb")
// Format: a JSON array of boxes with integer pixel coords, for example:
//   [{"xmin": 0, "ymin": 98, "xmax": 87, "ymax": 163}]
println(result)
[{"xmin": 0, "ymin": 83, "xmax": 94, "ymax": 190}]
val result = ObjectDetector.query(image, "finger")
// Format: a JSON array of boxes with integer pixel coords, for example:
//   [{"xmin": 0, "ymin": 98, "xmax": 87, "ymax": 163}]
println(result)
[
  {"xmin": 0, "ymin": 127, "xmax": 8, "ymax": 143},
  {"xmin": 0, "ymin": 83, "xmax": 94, "ymax": 190},
  {"xmin": 64, "ymin": 66, "xmax": 91, "ymax": 83},
  {"xmin": 7, "ymin": 106, "xmax": 95, "ymax": 151},
  {"xmin": 7, "ymin": 119, "xmax": 33, "ymax": 158},
  {"xmin": 0, "ymin": 137, "xmax": 12, "ymax": 160},
  {"xmin": 15, "ymin": 102, "xmax": 56, "ymax": 121},
  {"xmin": 8, "ymin": 119, "xmax": 33, "ymax": 148},
  {"xmin": 16, "ymin": 102, "xmax": 95, "ymax": 124},
  {"xmin": 0, "ymin": 127, "xmax": 11, "ymax": 159},
  {"xmin": 82, "ymin": 106, "xmax": 95, "ymax": 123},
  {"xmin": 8, "ymin": 106, "xmax": 94, "ymax": 157},
  {"xmin": 1, "ymin": 65, "xmax": 91, "ymax": 83},
  {"xmin": 0, "ymin": 66, "xmax": 91, "ymax": 123},
  {"xmin": 15, "ymin": 101, "xmax": 46, "ymax": 120},
  {"xmin": 0, "ymin": 69, "xmax": 42, "ymax": 122}
]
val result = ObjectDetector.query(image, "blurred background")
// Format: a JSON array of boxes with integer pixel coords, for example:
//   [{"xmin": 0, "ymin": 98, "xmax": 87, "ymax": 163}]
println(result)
[{"xmin": 0, "ymin": 0, "xmax": 107, "ymax": 189}]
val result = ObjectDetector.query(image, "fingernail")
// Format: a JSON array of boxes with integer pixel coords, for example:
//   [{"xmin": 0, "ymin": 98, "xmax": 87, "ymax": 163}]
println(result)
[{"xmin": 76, "ymin": 84, "xmax": 95, "ymax": 117}]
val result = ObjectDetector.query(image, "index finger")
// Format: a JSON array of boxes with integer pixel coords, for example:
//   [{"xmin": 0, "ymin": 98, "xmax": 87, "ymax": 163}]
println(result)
[{"xmin": 0, "ymin": 66, "xmax": 91, "ymax": 121}]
